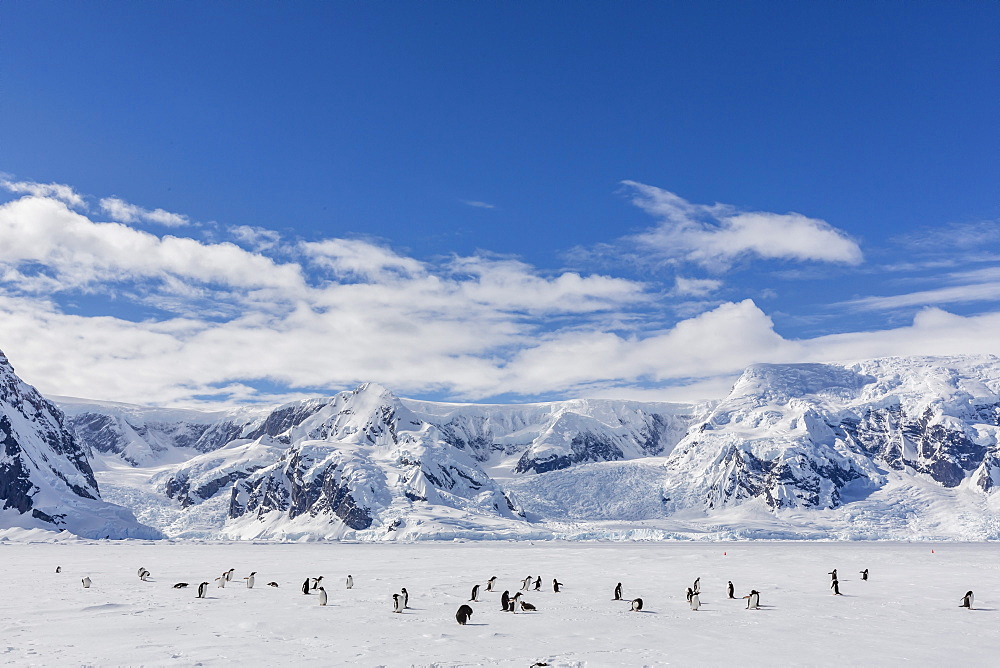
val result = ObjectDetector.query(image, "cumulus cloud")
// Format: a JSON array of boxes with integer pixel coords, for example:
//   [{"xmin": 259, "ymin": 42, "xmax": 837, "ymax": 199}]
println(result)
[
  {"xmin": 622, "ymin": 181, "xmax": 863, "ymax": 270},
  {"xmin": 100, "ymin": 196, "xmax": 190, "ymax": 227},
  {"xmin": 1, "ymin": 178, "xmax": 85, "ymax": 208}
]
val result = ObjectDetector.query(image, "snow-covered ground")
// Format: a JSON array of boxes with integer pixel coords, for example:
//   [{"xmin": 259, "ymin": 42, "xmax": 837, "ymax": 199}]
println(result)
[{"xmin": 2, "ymin": 539, "xmax": 998, "ymax": 666}]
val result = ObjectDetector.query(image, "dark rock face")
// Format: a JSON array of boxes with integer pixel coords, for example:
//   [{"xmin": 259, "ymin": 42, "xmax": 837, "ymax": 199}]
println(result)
[
  {"xmin": 840, "ymin": 403, "xmax": 994, "ymax": 488},
  {"xmin": 514, "ymin": 432, "xmax": 625, "ymax": 474},
  {"xmin": 164, "ymin": 468, "xmax": 262, "ymax": 508},
  {"xmin": 230, "ymin": 446, "xmax": 373, "ymax": 530}
]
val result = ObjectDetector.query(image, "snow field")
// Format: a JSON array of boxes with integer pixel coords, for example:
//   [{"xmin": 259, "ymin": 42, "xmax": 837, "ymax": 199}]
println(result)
[{"xmin": 2, "ymin": 541, "xmax": 999, "ymax": 666}]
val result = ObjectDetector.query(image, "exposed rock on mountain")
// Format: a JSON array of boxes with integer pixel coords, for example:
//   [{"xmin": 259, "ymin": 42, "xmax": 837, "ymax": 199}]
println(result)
[{"xmin": 0, "ymin": 350, "xmax": 160, "ymax": 538}]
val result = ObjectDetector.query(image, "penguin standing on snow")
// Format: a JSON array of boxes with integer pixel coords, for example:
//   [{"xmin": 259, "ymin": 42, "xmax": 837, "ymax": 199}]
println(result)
[
  {"xmin": 501, "ymin": 590, "xmax": 511, "ymax": 611},
  {"xmin": 486, "ymin": 576, "xmax": 497, "ymax": 592},
  {"xmin": 745, "ymin": 590, "xmax": 760, "ymax": 609},
  {"xmin": 400, "ymin": 587, "xmax": 409, "ymax": 608},
  {"xmin": 860, "ymin": 569, "xmax": 869, "ymax": 581},
  {"xmin": 831, "ymin": 579, "xmax": 842, "ymax": 596},
  {"xmin": 81, "ymin": 576, "xmax": 92, "ymax": 588},
  {"xmin": 346, "ymin": 575, "xmax": 353, "ymax": 590},
  {"xmin": 533, "ymin": 576, "xmax": 542, "ymax": 591},
  {"xmin": 197, "ymin": 582, "xmax": 209, "ymax": 598},
  {"xmin": 631, "ymin": 598, "xmax": 643, "ymax": 611},
  {"xmin": 686, "ymin": 587, "xmax": 694, "ymax": 603},
  {"xmin": 521, "ymin": 575, "xmax": 532, "ymax": 591},
  {"xmin": 828, "ymin": 569, "xmax": 838, "ymax": 582},
  {"xmin": 456, "ymin": 604, "xmax": 473, "ymax": 625},
  {"xmin": 55, "ymin": 566, "xmax": 61, "ymax": 573},
  {"xmin": 960, "ymin": 591, "xmax": 975, "ymax": 609},
  {"xmin": 614, "ymin": 582, "xmax": 623, "ymax": 600},
  {"xmin": 302, "ymin": 578, "xmax": 311, "ymax": 595},
  {"xmin": 470, "ymin": 584, "xmax": 480, "ymax": 602},
  {"xmin": 727, "ymin": 581, "xmax": 735, "ymax": 599},
  {"xmin": 244, "ymin": 572, "xmax": 256, "ymax": 589},
  {"xmin": 692, "ymin": 577, "xmax": 700, "ymax": 594},
  {"xmin": 139, "ymin": 568, "xmax": 150, "ymax": 581},
  {"xmin": 318, "ymin": 586, "xmax": 328, "ymax": 606},
  {"xmin": 225, "ymin": 568, "xmax": 235, "ymax": 582},
  {"xmin": 216, "ymin": 575, "xmax": 226, "ymax": 588},
  {"xmin": 392, "ymin": 593, "xmax": 403, "ymax": 613},
  {"xmin": 690, "ymin": 592, "xmax": 701, "ymax": 611},
  {"xmin": 552, "ymin": 579, "xmax": 563, "ymax": 593},
  {"xmin": 311, "ymin": 576, "xmax": 324, "ymax": 591}
]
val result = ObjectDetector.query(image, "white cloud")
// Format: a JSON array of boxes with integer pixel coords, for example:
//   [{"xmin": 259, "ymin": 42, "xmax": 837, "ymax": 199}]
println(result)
[
  {"xmin": 100, "ymin": 196, "xmax": 190, "ymax": 227},
  {"xmin": 672, "ymin": 276, "xmax": 722, "ymax": 297},
  {"xmin": 1, "ymin": 178, "xmax": 85, "ymax": 208},
  {"xmin": 622, "ymin": 181, "xmax": 863, "ymax": 270},
  {"xmin": 0, "ymin": 197, "xmax": 303, "ymax": 293},
  {"xmin": 230, "ymin": 225, "xmax": 283, "ymax": 252},
  {"xmin": 462, "ymin": 200, "xmax": 495, "ymax": 209}
]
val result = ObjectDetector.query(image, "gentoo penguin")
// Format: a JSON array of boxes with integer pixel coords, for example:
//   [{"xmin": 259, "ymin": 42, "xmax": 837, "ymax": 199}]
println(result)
[
  {"xmin": 520, "ymin": 599, "xmax": 537, "ymax": 612},
  {"xmin": 690, "ymin": 592, "xmax": 701, "ymax": 611},
  {"xmin": 197, "ymin": 582, "xmax": 210, "ymax": 598},
  {"xmin": 521, "ymin": 575, "xmax": 532, "ymax": 590},
  {"xmin": 470, "ymin": 584, "xmax": 480, "ymax": 602},
  {"xmin": 501, "ymin": 590, "xmax": 511, "ymax": 611},
  {"xmin": 139, "ymin": 568, "xmax": 150, "ymax": 581},
  {"xmin": 302, "ymin": 578, "xmax": 311, "ymax": 595},
  {"xmin": 81, "ymin": 576, "xmax": 92, "ymax": 588},
  {"xmin": 173, "ymin": 582, "xmax": 189, "ymax": 589},
  {"xmin": 137, "ymin": 567, "xmax": 146, "ymax": 577},
  {"xmin": 727, "ymin": 581, "xmax": 735, "ymax": 599},
  {"xmin": 318, "ymin": 586, "xmax": 328, "ymax": 606},
  {"xmin": 831, "ymin": 579, "xmax": 842, "ymax": 595},
  {"xmin": 960, "ymin": 591, "xmax": 974, "ymax": 609},
  {"xmin": 392, "ymin": 593, "xmax": 403, "ymax": 613},
  {"xmin": 55, "ymin": 566, "xmax": 61, "ymax": 573},
  {"xmin": 686, "ymin": 587, "xmax": 694, "ymax": 603},
  {"xmin": 631, "ymin": 598, "xmax": 643, "ymax": 611},
  {"xmin": 692, "ymin": 577, "xmax": 700, "ymax": 594},
  {"xmin": 860, "ymin": 569, "xmax": 869, "ymax": 581},
  {"xmin": 244, "ymin": 572, "xmax": 256, "ymax": 589},
  {"xmin": 533, "ymin": 576, "xmax": 542, "ymax": 591},
  {"xmin": 486, "ymin": 576, "xmax": 497, "ymax": 592},
  {"xmin": 346, "ymin": 575, "xmax": 353, "ymax": 590},
  {"xmin": 400, "ymin": 587, "xmax": 409, "ymax": 608},
  {"xmin": 614, "ymin": 582, "xmax": 623, "ymax": 600},
  {"xmin": 267, "ymin": 582, "xmax": 279, "ymax": 587},
  {"xmin": 828, "ymin": 569, "xmax": 838, "ymax": 581},
  {"xmin": 311, "ymin": 576, "xmax": 323, "ymax": 590},
  {"xmin": 510, "ymin": 591, "xmax": 523, "ymax": 612},
  {"xmin": 216, "ymin": 575, "xmax": 226, "ymax": 588},
  {"xmin": 225, "ymin": 568, "xmax": 235, "ymax": 581},
  {"xmin": 456, "ymin": 604, "xmax": 474, "ymax": 625},
  {"xmin": 745, "ymin": 590, "xmax": 760, "ymax": 609},
  {"xmin": 553, "ymin": 579, "xmax": 563, "ymax": 593}
]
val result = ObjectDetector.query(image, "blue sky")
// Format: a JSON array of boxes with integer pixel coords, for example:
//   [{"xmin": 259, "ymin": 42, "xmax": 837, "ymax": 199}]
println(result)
[{"xmin": 1, "ymin": 2, "xmax": 998, "ymax": 407}]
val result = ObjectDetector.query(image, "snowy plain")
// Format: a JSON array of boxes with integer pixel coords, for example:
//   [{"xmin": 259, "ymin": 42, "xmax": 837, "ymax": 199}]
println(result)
[{"xmin": 2, "ymin": 538, "xmax": 999, "ymax": 667}]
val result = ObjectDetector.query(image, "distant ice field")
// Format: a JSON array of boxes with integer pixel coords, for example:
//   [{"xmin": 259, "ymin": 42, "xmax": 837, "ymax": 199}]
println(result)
[{"xmin": 2, "ymin": 540, "xmax": 999, "ymax": 666}]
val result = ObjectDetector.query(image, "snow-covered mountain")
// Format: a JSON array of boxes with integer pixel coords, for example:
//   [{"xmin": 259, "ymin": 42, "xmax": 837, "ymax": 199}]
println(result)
[
  {"xmin": 0, "ymin": 350, "xmax": 160, "ymax": 538},
  {"xmin": 46, "ymin": 354, "xmax": 1000, "ymax": 541}
]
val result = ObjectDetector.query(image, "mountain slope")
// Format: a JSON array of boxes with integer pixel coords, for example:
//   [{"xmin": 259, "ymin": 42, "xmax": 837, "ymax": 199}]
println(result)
[{"xmin": 0, "ymin": 351, "xmax": 160, "ymax": 538}]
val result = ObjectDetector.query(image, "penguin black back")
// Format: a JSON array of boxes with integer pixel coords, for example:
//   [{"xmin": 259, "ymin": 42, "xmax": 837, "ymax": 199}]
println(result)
[
  {"xmin": 614, "ymin": 582, "xmax": 622, "ymax": 600},
  {"xmin": 501, "ymin": 590, "xmax": 511, "ymax": 611},
  {"xmin": 631, "ymin": 598, "xmax": 643, "ymax": 611},
  {"xmin": 456, "ymin": 604, "xmax": 473, "ymax": 625},
  {"xmin": 470, "ymin": 584, "xmax": 479, "ymax": 601}
]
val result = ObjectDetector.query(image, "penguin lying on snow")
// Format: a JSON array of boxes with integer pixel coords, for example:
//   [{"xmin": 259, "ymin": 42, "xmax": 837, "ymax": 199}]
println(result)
[
  {"xmin": 267, "ymin": 582, "xmax": 279, "ymax": 588},
  {"xmin": 173, "ymin": 582, "xmax": 189, "ymax": 589},
  {"xmin": 456, "ymin": 604, "xmax": 473, "ymax": 625},
  {"xmin": 630, "ymin": 598, "xmax": 643, "ymax": 611}
]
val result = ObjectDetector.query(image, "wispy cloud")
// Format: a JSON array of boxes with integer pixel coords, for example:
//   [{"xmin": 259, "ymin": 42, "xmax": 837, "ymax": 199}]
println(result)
[
  {"xmin": 100, "ymin": 196, "xmax": 190, "ymax": 227},
  {"xmin": 462, "ymin": 200, "xmax": 495, "ymax": 209},
  {"xmin": 622, "ymin": 181, "xmax": 863, "ymax": 270},
  {"xmin": 1, "ymin": 178, "xmax": 85, "ymax": 208}
]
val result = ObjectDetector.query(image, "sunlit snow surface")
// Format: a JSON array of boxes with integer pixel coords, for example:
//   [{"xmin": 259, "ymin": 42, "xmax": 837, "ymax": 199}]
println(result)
[{"xmin": 2, "ymin": 538, "xmax": 999, "ymax": 666}]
